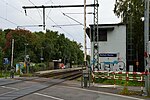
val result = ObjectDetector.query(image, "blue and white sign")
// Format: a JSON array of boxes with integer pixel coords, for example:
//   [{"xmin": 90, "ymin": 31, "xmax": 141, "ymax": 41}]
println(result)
[
  {"xmin": 99, "ymin": 53, "xmax": 117, "ymax": 57},
  {"xmin": 3, "ymin": 58, "xmax": 9, "ymax": 65}
]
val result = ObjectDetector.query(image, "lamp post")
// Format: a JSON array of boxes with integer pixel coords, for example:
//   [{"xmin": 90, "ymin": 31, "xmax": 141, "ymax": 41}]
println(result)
[
  {"xmin": 24, "ymin": 43, "xmax": 28, "ymax": 73},
  {"xmin": 40, "ymin": 47, "xmax": 44, "ymax": 63},
  {"xmin": 144, "ymin": 0, "xmax": 150, "ymax": 95}
]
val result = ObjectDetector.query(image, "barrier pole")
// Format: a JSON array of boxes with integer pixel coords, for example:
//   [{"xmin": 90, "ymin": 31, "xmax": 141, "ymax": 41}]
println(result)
[{"xmin": 113, "ymin": 72, "xmax": 116, "ymax": 88}]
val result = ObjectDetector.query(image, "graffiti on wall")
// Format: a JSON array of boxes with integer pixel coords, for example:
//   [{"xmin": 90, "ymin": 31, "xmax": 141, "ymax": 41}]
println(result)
[{"xmin": 92, "ymin": 59, "xmax": 126, "ymax": 71}]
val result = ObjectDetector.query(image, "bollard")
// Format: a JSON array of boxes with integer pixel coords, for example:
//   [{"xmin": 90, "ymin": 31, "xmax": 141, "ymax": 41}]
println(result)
[{"xmin": 83, "ymin": 71, "xmax": 89, "ymax": 88}]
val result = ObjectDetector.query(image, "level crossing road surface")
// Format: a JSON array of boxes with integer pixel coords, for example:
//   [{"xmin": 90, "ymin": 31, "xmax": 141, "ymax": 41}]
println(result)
[{"xmin": 0, "ymin": 77, "xmax": 147, "ymax": 100}]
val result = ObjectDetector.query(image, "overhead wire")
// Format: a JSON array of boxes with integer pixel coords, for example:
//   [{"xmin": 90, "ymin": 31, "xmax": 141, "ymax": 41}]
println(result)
[
  {"xmin": 1, "ymin": 0, "xmax": 83, "ymax": 41},
  {"xmin": 1, "ymin": 0, "xmax": 40, "ymax": 25},
  {"xmin": 5, "ymin": 0, "xmax": 8, "ymax": 20},
  {"xmin": 45, "ymin": 0, "xmax": 54, "ymax": 5},
  {"xmin": 52, "ymin": 24, "xmax": 82, "ymax": 27},
  {"xmin": 45, "ymin": 0, "xmax": 52, "ymax": 20},
  {"xmin": 61, "ymin": 13, "xmax": 84, "ymax": 41},
  {"xmin": 28, "ymin": 0, "xmax": 43, "ymax": 20},
  {"xmin": 62, "ymin": 13, "xmax": 84, "ymax": 26},
  {"xmin": 28, "ymin": 6, "xmax": 76, "ymax": 39},
  {"xmin": 0, "ymin": 16, "xmax": 18, "ymax": 26},
  {"xmin": 45, "ymin": 0, "xmax": 84, "ymax": 41}
]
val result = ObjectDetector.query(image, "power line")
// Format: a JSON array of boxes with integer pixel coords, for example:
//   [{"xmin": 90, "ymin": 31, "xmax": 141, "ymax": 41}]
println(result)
[
  {"xmin": 61, "ymin": 13, "xmax": 84, "ymax": 40},
  {"xmin": 52, "ymin": 24, "xmax": 82, "ymax": 27},
  {"xmin": 45, "ymin": 0, "xmax": 54, "ymax": 4},
  {"xmin": 23, "ymin": 3, "xmax": 77, "ymax": 39},
  {"xmin": 64, "ymin": 13, "xmax": 86, "ymax": 14},
  {"xmin": 28, "ymin": 0, "xmax": 42, "ymax": 19},
  {"xmin": 23, "ymin": 3, "xmax": 97, "ymax": 40},
  {"xmin": 0, "ymin": 16, "xmax": 18, "ymax": 26},
  {"xmin": 44, "ymin": 0, "xmax": 81, "ymax": 40},
  {"xmin": 62, "ymin": 13, "xmax": 84, "ymax": 26},
  {"xmin": 47, "ymin": 0, "xmax": 84, "ymax": 41},
  {"xmin": 1, "ymin": 0, "xmax": 40, "ymax": 24}
]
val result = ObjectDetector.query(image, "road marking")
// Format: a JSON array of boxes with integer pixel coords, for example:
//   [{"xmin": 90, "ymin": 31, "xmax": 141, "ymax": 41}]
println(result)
[
  {"xmin": 1, "ymin": 86, "xmax": 19, "ymax": 90},
  {"xmin": 34, "ymin": 93, "xmax": 64, "ymax": 100},
  {"xmin": 61, "ymin": 86, "xmax": 144, "ymax": 100}
]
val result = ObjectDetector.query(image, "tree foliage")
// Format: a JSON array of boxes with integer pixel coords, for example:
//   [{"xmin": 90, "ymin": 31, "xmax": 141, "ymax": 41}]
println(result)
[
  {"xmin": 0, "ymin": 29, "xmax": 84, "ymax": 68},
  {"xmin": 114, "ymin": 0, "xmax": 144, "ymax": 71}
]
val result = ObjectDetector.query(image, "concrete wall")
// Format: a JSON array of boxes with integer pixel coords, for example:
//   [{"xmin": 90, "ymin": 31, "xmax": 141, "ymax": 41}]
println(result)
[{"xmin": 91, "ymin": 24, "xmax": 126, "ymax": 71}]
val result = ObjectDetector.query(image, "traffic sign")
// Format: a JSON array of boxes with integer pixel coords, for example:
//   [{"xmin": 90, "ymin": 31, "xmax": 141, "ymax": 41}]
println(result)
[{"xmin": 3, "ymin": 58, "xmax": 9, "ymax": 65}]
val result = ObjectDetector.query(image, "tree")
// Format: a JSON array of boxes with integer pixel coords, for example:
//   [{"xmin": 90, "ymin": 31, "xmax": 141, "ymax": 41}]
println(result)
[
  {"xmin": 114, "ymin": 0, "xmax": 144, "ymax": 71},
  {"xmin": 0, "ymin": 28, "xmax": 84, "ymax": 69}
]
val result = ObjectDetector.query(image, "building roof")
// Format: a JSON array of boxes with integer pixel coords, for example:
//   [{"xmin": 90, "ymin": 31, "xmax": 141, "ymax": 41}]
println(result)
[
  {"xmin": 89, "ymin": 23, "xmax": 125, "ymax": 27},
  {"xmin": 86, "ymin": 23, "xmax": 126, "ymax": 39}
]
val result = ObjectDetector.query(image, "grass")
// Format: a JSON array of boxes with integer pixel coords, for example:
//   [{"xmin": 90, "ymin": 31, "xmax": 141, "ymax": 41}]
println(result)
[
  {"xmin": 0, "ymin": 70, "xmax": 33, "ymax": 78},
  {"xmin": 19, "ymin": 73, "xmax": 33, "ymax": 77},
  {"xmin": 119, "ymin": 86, "xmax": 141, "ymax": 95},
  {"xmin": 0, "ymin": 71, "xmax": 11, "ymax": 78},
  {"xmin": 94, "ymin": 78, "xmax": 144, "ymax": 86}
]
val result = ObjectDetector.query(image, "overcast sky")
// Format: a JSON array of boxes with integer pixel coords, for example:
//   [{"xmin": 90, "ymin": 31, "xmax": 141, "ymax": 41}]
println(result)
[{"xmin": 0, "ymin": 0, "xmax": 121, "ymax": 54}]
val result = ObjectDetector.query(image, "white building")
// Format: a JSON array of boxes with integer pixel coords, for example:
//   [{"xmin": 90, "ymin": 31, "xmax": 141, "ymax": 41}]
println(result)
[{"xmin": 88, "ymin": 23, "xmax": 126, "ymax": 71}]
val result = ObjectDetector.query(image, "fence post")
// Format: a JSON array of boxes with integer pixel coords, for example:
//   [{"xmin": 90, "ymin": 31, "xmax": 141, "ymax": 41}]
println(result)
[{"xmin": 113, "ymin": 72, "xmax": 116, "ymax": 88}]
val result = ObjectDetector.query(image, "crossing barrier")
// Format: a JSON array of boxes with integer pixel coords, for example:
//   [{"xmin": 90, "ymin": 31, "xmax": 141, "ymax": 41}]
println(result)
[
  {"xmin": 92, "ymin": 71, "xmax": 146, "ymax": 94},
  {"xmin": 93, "ymin": 71, "xmax": 145, "ymax": 82},
  {"xmin": 92, "ymin": 71, "xmax": 147, "ymax": 88}
]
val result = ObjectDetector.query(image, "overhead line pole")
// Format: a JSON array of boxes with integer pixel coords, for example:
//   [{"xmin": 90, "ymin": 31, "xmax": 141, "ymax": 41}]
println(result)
[
  {"xmin": 11, "ymin": 39, "xmax": 14, "ymax": 69},
  {"xmin": 93, "ymin": 0, "xmax": 99, "ymax": 71},
  {"xmin": 84, "ymin": 0, "xmax": 87, "ymax": 65},
  {"xmin": 43, "ymin": 6, "xmax": 45, "ymax": 30},
  {"xmin": 144, "ymin": 0, "xmax": 150, "ymax": 96}
]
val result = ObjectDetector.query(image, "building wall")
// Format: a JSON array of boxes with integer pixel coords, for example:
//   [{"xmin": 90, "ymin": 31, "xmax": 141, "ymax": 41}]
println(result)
[{"xmin": 91, "ymin": 24, "xmax": 126, "ymax": 71}]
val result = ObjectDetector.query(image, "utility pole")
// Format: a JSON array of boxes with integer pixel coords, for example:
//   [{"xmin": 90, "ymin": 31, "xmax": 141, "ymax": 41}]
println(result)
[
  {"xmin": 10, "ymin": 39, "xmax": 14, "ymax": 78},
  {"xmin": 93, "ymin": 0, "xmax": 99, "ymax": 71},
  {"xmin": 11, "ymin": 39, "xmax": 14, "ymax": 68},
  {"xmin": 84, "ymin": 0, "xmax": 87, "ymax": 66},
  {"xmin": 42, "ymin": 5, "xmax": 45, "ymax": 30},
  {"xmin": 144, "ymin": 0, "xmax": 150, "ymax": 95},
  {"xmin": 24, "ymin": 43, "xmax": 28, "ymax": 73}
]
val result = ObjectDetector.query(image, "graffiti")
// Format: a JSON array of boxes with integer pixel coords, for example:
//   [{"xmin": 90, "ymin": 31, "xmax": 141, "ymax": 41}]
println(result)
[{"xmin": 92, "ymin": 60, "xmax": 125, "ymax": 71}]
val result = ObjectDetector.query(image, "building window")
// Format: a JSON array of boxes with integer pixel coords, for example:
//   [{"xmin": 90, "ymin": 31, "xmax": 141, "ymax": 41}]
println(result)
[
  {"xmin": 98, "ymin": 29, "xmax": 107, "ymax": 41},
  {"xmin": 90, "ymin": 28, "xmax": 107, "ymax": 42}
]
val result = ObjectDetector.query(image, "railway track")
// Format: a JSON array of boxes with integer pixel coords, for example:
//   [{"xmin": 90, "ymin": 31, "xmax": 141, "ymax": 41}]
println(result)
[{"xmin": 0, "ymin": 68, "xmax": 83, "ymax": 100}]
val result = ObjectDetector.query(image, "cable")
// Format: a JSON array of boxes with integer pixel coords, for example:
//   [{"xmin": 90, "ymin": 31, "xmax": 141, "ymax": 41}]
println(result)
[
  {"xmin": 61, "ymin": 13, "xmax": 84, "ymax": 40},
  {"xmin": 64, "ymin": 13, "xmax": 84, "ymax": 14},
  {"xmin": 52, "ymin": 24, "xmax": 82, "ymax": 27},
  {"xmin": 45, "ymin": 0, "xmax": 84, "ymax": 41},
  {"xmin": 28, "ymin": 0, "xmax": 42, "ymax": 19},
  {"xmin": 0, "ymin": 0, "xmax": 40, "ymax": 24},
  {"xmin": 45, "ymin": 0, "xmax": 54, "ymax": 4},
  {"xmin": 25, "ymin": 1, "xmax": 76, "ymax": 39},
  {"xmin": 0, "ymin": 16, "xmax": 18, "ymax": 26},
  {"xmin": 62, "ymin": 13, "xmax": 84, "ymax": 26}
]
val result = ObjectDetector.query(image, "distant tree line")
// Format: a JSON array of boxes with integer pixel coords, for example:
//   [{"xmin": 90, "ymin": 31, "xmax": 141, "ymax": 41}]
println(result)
[{"xmin": 0, "ymin": 29, "xmax": 84, "ymax": 69}]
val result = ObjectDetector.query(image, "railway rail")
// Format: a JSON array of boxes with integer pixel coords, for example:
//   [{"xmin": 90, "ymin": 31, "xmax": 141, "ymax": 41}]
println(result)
[{"xmin": 0, "ymin": 68, "xmax": 83, "ymax": 100}]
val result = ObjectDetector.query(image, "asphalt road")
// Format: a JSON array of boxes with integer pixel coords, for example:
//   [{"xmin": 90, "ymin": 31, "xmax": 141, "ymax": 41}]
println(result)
[
  {"xmin": 0, "ymin": 77, "xmax": 146, "ymax": 100},
  {"xmin": 18, "ymin": 85, "xmax": 145, "ymax": 100}
]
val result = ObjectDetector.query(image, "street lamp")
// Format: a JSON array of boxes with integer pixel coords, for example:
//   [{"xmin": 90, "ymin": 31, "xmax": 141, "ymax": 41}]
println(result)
[
  {"xmin": 24, "ymin": 43, "xmax": 28, "ymax": 73},
  {"xmin": 40, "ymin": 47, "xmax": 44, "ymax": 63}
]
